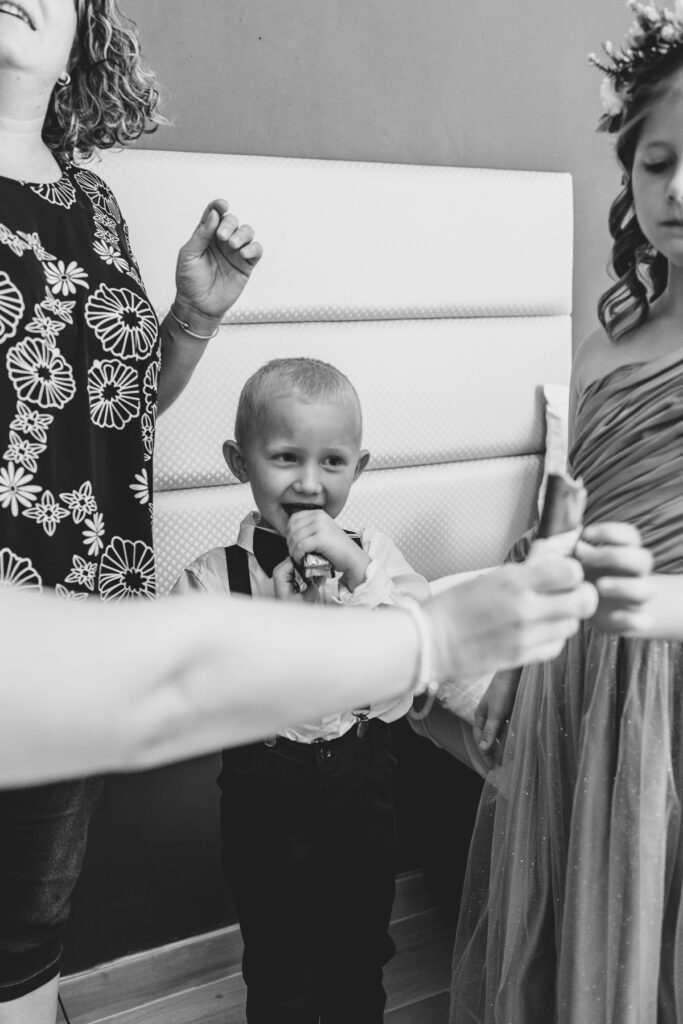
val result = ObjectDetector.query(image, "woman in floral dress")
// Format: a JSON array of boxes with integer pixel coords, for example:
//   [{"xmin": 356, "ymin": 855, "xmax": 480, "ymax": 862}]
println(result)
[{"xmin": 0, "ymin": 1, "xmax": 262, "ymax": 1020}]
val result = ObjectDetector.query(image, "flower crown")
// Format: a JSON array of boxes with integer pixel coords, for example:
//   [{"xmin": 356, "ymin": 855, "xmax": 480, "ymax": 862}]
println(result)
[{"xmin": 589, "ymin": 0, "xmax": 683, "ymax": 131}]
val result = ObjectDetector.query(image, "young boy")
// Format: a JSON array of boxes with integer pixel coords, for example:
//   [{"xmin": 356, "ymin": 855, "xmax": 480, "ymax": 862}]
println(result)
[{"xmin": 172, "ymin": 357, "xmax": 429, "ymax": 1024}]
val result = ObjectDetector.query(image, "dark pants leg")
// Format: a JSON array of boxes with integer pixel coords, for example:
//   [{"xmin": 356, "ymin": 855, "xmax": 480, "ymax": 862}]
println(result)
[
  {"xmin": 219, "ymin": 721, "xmax": 397, "ymax": 1024},
  {"xmin": 0, "ymin": 777, "xmax": 103, "ymax": 1001},
  {"xmin": 317, "ymin": 722, "xmax": 397, "ymax": 1024}
]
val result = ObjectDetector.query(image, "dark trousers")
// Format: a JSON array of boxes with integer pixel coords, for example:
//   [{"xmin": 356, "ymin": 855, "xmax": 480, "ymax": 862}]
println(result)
[
  {"xmin": 0, "ymin": 777, "xmax": 103, "ymax": 1001},
  {"xmin": 219, "ymin": 719, "xmax": 398, "ymax": 1024}
]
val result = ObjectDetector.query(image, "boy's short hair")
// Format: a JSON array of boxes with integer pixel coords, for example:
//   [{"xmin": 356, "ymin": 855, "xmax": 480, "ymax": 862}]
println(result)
[{"xmin": 234, "ymin": 357, "xmax": 362, "ymax": 446}]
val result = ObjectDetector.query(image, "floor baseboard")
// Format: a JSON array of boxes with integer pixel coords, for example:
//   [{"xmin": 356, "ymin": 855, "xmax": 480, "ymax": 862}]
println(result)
[{"xmin": 60, "ymin": 870, "xmax": 454, "ymax": 1024}]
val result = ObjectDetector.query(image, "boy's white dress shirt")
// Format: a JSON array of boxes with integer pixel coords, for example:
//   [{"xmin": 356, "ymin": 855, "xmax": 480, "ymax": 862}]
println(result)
[{"xmin": 172, "ymin": 512, "xmax": 430, "ymax": 743}]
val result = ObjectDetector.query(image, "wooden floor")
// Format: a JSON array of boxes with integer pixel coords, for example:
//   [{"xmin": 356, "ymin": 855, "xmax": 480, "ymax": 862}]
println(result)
[{"xmin": 59, "ymin": 871, "xmax": 455, "ymax": 1023}]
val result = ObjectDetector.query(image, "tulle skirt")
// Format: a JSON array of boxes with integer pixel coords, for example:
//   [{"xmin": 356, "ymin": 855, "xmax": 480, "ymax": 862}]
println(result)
[{"xmin": 450, "ymin": 623, "xmax": 683, "ymax": 1024}]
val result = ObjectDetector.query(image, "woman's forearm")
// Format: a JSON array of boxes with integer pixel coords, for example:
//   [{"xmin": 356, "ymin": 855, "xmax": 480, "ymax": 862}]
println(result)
[
  {"xmin": 0, "ymin": 590, "xmax": 418, "ymax": 786},
  {"xmin": 0, "ymin": 556, "xmax": 597, "ymax": 787},
  {"xmin": 156, "ymin": 310, "xmax": 213, "ymax": 414}
]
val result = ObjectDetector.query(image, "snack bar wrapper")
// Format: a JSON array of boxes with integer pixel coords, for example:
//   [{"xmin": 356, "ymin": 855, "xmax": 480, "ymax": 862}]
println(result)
[
  {"xmin": 293, "ymin": 551, "xmax": 334, "ymax": 592},
  {"xmin": 529, "ymin": 471, "xmax": 586, "ymax": 562}
]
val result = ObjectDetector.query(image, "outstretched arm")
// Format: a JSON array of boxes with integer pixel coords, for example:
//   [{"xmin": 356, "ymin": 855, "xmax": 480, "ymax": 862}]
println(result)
[{"xmin": 0, "ymin": 556, "xmax": 596, "ymax": 787}]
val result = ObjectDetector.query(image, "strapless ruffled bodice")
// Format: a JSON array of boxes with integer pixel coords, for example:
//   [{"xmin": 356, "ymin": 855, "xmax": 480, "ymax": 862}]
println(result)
[{"xmin": 570, "ymin": 351, "xmax": 683, "ymax": 571}]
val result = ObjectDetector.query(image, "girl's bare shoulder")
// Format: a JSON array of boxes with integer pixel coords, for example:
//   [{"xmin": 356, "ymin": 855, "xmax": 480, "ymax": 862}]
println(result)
[
  {"xmin": 572, "ymin": 324, "xmax": 654, "ymax": 393},
  {"xmin": 572, "ymin": 327, "xmax": 619, "ymax": 394}
]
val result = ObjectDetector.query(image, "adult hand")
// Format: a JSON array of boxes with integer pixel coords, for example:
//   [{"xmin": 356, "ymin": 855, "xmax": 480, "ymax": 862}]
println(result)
[
  {"xmin": 424, "ymin": 556, "xmax": 597, "ymax": 682},
  {"xmin": 173, "ymin": 199, "xmax": 263, "ymax": 333}
]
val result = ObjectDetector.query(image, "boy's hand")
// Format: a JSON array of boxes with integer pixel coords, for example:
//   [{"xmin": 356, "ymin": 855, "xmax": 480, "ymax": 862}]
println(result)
[
  {"xmin": 473, "ymin": 668, "xmax": 521, "ymax": 769},
  {"xmin": 575, "ymin": 522, "xmax": 654, "ymax": 633},
  {"xmin": 286, "ymin": 510, "xmax": 370, "ymax": 592},
  {"xmin": 272, "ymin": 557, "xmax": 297, "ymax": 600},
  {"xmin": 272, "ymin": 557, "xmax": 323, "ymax": 603}
]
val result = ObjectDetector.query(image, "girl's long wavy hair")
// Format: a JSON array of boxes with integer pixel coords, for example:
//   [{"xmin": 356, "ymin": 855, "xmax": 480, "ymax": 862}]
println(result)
[
  {"xmin": 43, "ymin": 0, "xmax": 165, "ymax": 163},
  {"xmin": 599, "ymin": 49, "xmax": 683, "ymax": 341}
]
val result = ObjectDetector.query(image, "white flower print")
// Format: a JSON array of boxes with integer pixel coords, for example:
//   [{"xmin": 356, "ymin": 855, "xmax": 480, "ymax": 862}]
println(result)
[
  {"xmin": 64, "ymin": 553, "xmax": 97, "ymax": 591},
  {"xmin": 87, "ymin": 359, "xmax": 140, "ymax": 430},
  {"xmin": 55, "ymin": 584, "xmax": 88, "ymax": 601},
  {"xmin": 93, "ymin": 237, "xmax": 129, "ymax": 274},
  {"xmin": 0, "ymin": 547, "xmax": 42, "ymax": 591},
  {"xmin": 10, "ymin": 402, "xmax": 53, "ymax": 444},
  {"xmin": 130, "ymin": 468, "xmax": 149, "ymax": 505},
  {"xmin": 98, "ymin": 536, "xmax": 155, "ymax": 602},
  {"xmin": 60, "ymin": 480, "xmax": 97, "ymax": 524},
  {"xmin": 82, "ymin": 512, "xmax": 105, "ymax": 556},
  {"xmin": 44, "ymin": 259, "xmax": 89, "ymax": 297},
  {"xmin": 26, "ymin": 305, "xmax": 65, "ymax": 345},
  {"xmin": 42, "ymin": 289, "xmax": 75, "ymax": 324},
  {"xmin": 0, "ymin": 462, "xmax": 42, "ymax": 517},
  {"xmin": 76, "ymin": 169, "xmax": 121, "ymax": 222},
  {"xmin": 16, "ymin": 231, "xmax": 55, "ymax": 262},
  {"xmin": 143, "ymin": 358, "xmax": 160, "ymax": 410},
  {"xmin": 30, "ymin": 177, "xmax": 77, "ymax": 209},
  {"xmin": 22, "ymin": 489, "xmax": 70, "ymax": 536},
  {"xmin": 0, "ymin": 224, "xmax": 31, "ymax": 257},
  {"xmin": 92, "ymin": 208, "xmax": 118, "ymax": 233},
  {"xmin": 0, "ymin": 271, "xmax": 25, "ymax": 345},
  {"xmin": 4, "ymin": 431, "xmax": 46, "ymax": 474},
  {"xmin": 85, "ymin": 285, "xmax": 157, "ymax": 361},
  {"xmin": 141, "ymin": 411, "xmax": 154, "ymax": 461},
  {"xmin": 7, "ymin": 337, "xmax": 76, "ymax": 409}
]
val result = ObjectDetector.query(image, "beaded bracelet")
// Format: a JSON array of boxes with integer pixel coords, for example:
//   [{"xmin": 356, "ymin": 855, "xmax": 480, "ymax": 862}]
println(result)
[
  {"xmin": 169, "ymin": 304, "xmax": 220, "ymax": 341},
  {"xmin": 403, "ymin": 598, "xmax": 441, "ymax": 721}
]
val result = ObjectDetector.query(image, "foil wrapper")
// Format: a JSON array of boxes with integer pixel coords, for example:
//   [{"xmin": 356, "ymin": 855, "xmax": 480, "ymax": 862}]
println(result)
[
  {"xmin": 530, "ymin": 471, "xmax": 586, "ymax": 560},
  {"xmin": 292, "ymin": 551, "xmax": 334, "ymax": 592}
]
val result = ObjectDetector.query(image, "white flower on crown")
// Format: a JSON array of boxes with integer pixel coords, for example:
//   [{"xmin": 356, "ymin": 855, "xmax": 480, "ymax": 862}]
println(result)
[
  {"xmin": 600, "ymin": 76, "xmax": 625, "ymax": 116},
  {"xmin": 626, "ymin": 23, "xmax": 646, "ymax": 45},
  {"xmin": 661, "ymin": 21, "xmax": 679, "ymax": 39}
]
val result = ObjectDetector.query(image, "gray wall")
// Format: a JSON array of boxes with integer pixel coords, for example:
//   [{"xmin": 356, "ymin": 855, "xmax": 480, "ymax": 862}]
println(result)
[{"xmin": 126, "ymin": 0, "xmax": 633, "ymax": 347}]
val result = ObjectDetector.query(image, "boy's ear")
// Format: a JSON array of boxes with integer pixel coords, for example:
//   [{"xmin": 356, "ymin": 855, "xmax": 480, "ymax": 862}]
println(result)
[
  {"xmin": 223, "ymin": 440, "xmax": 250, "ymax": 483},
  {"xmin": 353, "ymin": 449, "xmax": 371, "ymax": 481}
]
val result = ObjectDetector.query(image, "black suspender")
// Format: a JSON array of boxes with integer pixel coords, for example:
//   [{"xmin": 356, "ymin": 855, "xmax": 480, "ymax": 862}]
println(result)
[{"xmin": 224, "ymin": 544, "xmax": 252, "ymax": 597}]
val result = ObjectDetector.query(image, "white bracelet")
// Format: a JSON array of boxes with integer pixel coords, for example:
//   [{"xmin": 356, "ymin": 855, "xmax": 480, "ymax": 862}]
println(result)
[
  {"xmin": 403, "ymin": 598, "xmax": 440, "ymax": 721},
  {"xmin": 169, "ymin": 304, "xmax": 220, "ymax": 341}
]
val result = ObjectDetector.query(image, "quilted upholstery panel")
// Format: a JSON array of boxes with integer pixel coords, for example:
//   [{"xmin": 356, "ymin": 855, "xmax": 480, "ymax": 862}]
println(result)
[
  {"xmin": 95, "ymin": 150, "xmax": 572, "ymax": 323},
  {"xmin": 154, "ymin": 455, "xmax": 542, "ymax": 595},
  {"xmin": 154, "ymin": 315, "xmax": 571, "ymax": 491}
]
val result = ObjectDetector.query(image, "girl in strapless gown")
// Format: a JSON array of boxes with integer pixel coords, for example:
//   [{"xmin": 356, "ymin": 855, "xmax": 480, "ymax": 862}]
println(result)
[{"xmin": 450, "ymin": 6, "xmax": 683, "ymax": 1023}]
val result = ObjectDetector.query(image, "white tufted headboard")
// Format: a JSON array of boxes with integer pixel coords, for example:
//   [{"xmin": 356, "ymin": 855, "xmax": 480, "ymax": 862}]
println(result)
[{"xmin": 95, "ymin": 151, "xmax": 572, "ymax": 594}]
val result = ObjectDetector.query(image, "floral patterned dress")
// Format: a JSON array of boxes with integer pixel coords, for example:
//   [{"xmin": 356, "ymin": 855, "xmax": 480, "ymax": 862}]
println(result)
[{"xmin": 0, "ymin": 161, "xmax": 159, "ymax": 601}]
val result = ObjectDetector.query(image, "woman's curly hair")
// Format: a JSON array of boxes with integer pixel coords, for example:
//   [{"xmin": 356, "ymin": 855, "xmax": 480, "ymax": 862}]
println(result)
[
  {"xmin": 599, "ymin": 49, "xmax": 683, "ymax": 341},
  {"xmin": 43, "ymin": 0, "xmax": 165, "ymax": 163}
]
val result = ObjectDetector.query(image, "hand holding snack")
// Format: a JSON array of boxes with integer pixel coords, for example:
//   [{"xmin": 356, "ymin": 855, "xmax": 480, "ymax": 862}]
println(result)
[
  {"xmin": 529, "ymin": 471, "xmax": 587, "ymax": 561},
  {"xmin": 575, "ymin": 522, "xmax": 654, "ymax": 633},
  {"xmin": 286, "ymin": 510, "xmax": 370, "ymax": 592},
  {"xmin": 272, "ymin": 556, "xmax": 325, "ymax": 603}
]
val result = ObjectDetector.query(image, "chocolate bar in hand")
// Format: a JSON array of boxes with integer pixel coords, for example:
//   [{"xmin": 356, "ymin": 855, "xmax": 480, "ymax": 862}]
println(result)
[
  {"xmin": 530, "ymin": 471, "xmax": 587, "ymax": 560},
  {"xmin": 301, "ymin": 551, "xmax": 333, "ymax": 581}
]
